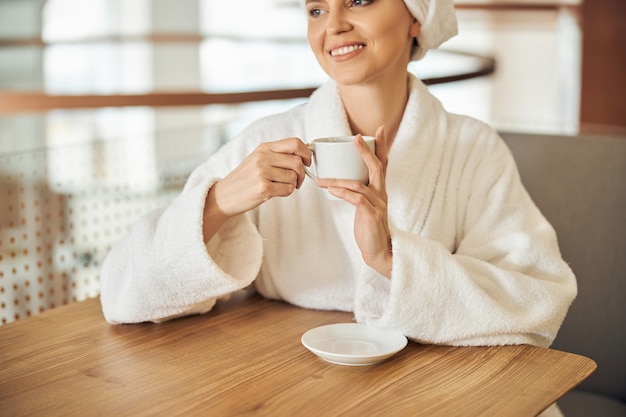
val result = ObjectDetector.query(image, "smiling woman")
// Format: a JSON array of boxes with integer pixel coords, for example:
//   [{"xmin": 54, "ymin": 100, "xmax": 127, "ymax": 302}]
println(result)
[
  {"xmin": 97, "ymin": 10, "xmax": 577, "ymax": 417},
  {"xmin": 0, "ymin": 3, "xmax": 586, "ymax": 415},
  {"xmin": 0, "ymin": 0, "xmax": 580, "ymax": 331}
]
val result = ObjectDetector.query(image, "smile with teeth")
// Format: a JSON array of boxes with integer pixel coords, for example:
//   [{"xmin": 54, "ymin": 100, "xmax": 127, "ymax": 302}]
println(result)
[{"xmin": 330, "ymin": 44, "xmax": 364, "ymax": 57}]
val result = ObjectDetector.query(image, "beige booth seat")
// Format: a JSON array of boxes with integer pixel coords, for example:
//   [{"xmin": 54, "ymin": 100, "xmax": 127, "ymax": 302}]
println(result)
[{"xmin": 500, "ymin": 132, "xmax": 626, "ymax": 417}]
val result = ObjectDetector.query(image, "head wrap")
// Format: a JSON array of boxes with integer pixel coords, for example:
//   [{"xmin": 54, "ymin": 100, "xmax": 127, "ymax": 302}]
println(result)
[{"xmin": 402, "ymin": 0, "xmax": 458, "ymax": 61}]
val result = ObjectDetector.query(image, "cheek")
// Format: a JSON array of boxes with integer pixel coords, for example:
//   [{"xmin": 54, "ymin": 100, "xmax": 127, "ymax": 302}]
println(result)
[
  {"xmin": 365, "ymin": 11, "xmax": 413, "ymax": 41},
  {"xmin": 374, "ymin": 23, "xmax": 413, "ymax": 53},
  {"xmin": 307, "ymin": 26, "xmax": 323, "ymax": 55}
]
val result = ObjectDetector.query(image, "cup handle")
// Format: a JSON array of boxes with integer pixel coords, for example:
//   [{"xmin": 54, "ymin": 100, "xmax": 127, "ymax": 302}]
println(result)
[{"xmin": 304, "ymin": 143, "xmax": 318, "ymax": 180}]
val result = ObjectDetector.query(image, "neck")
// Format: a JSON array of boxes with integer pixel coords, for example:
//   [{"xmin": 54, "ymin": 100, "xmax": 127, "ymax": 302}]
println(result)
[{"xmin": 338, "ymin": 75, "xmax": 409, "ymax": 148}]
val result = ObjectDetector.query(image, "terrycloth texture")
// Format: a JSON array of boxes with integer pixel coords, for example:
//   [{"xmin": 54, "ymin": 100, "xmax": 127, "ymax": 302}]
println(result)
[
  {"xmin": 403, "ymin": 0, "xmax": 458, "ymax": 60},
  {"xmin": 100, "ymin": 75, "xmax": 576, "ymax": 349}
]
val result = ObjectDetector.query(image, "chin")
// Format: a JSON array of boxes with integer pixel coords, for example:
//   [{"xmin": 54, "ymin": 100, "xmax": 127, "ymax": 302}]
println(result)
[
  {"xmin": 334, "ymin": 75, "xmax": 379, "ymax": 88},
  {"xmin": 324, "ymin": 69, "xmax": 373, "ymax": 87}
]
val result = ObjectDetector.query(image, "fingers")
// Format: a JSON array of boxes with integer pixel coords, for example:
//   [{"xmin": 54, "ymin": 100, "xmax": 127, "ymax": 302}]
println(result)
[
  {"xmin": 264, "ymin": 164, "xmax": 300, "ymax": 191},
  {"xmin": 354, "ymin": 127, "xmax": 387, "ymax": 190},
  {"xmin": 374, "ymin": 125, "xmax": 389, "ymax": 170},
  {"xmin": 213, "ymin": 137, "xmax": 311, "ymax": 216},
  {"xmin": 265, "ymin": 138, "xmax": 312, "ymax": 189},
  {"xmin": 267, "ymin": 138, "xmax": 312, "ymax": 167},
  {"xmin": 317, "ymin": 177, "xmax": 370, "ymax": 200}
]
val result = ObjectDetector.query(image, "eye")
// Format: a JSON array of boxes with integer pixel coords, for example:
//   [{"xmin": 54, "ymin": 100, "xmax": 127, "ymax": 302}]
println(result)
[
  {"xmin": 349, "ymin": 0, "xmax": 374, "ymax": 6},
  {"xmin": 308, "ymin": 8, "xmax": 323, "ymax": 18},
  {"xmin": 305, "ymin": 2, "xmax": 327, "ymax": 19}
]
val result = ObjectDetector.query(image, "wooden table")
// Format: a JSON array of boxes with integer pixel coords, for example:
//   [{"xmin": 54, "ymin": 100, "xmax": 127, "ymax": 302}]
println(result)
[{"xmin": 0, "ymin": 290, "xmax": 596, "ymax": 417}]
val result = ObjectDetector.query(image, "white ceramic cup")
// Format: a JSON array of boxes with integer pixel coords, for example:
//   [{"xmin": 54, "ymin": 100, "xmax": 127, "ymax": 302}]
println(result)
[{"xmin": 305, "ymin": 135, "xmax": 375, "ymax": 186}]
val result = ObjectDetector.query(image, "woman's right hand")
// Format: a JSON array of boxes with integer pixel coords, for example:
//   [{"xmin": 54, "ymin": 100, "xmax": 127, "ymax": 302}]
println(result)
[{"xmin": 203, "ymin": 138, "xmax": 311, "ymax": 242}]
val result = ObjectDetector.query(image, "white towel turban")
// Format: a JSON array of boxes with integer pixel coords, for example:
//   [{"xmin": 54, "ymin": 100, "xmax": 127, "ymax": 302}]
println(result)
[{"xmin": 403, "ymin": 0, "xmax": 458, "ymax": 61}]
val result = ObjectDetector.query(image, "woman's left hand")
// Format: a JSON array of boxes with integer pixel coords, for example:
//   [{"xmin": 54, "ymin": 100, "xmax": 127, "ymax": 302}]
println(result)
[{"xmin": 316, "ymin": 126, "xmax": 392, "ymax": 278}]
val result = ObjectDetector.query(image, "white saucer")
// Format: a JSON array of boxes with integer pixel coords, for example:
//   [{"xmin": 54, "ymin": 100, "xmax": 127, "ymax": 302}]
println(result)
[{"xmin": 301, "ymin": 323, "xmax": 408, "ymax": 366}]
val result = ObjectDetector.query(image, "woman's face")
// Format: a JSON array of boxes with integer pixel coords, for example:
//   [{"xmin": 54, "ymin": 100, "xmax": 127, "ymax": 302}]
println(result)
[{"xmin": 305, "ymin": 0, "xmax": 420, "ymax": 87}]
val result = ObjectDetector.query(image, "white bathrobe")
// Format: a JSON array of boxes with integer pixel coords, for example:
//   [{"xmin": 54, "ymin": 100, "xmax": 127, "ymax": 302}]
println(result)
[{"xmin": 100, "ymin": 75, "xmax": 576, "ymax": 350}]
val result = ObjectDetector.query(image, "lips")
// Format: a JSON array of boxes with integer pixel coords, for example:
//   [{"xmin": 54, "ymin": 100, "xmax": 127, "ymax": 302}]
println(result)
[{"xmin": 329, "ymin": 44, "xmax": 365, "ymax": 57}]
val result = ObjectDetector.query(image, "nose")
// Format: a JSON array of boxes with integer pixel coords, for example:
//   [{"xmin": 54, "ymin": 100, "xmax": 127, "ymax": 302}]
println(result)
[{"xmin": 326, "ymin": 8, "xmax": 352, "ymax": 35}]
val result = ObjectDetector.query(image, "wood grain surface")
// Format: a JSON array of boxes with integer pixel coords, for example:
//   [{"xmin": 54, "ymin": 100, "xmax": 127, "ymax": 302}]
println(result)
[{"xmin": 0, "ymin": 290, "xmax": 596, "ymax": 417}]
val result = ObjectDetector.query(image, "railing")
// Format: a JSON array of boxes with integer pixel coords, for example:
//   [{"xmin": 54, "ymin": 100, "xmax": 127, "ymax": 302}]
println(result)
[{"xmin": 0, "ymin": 50, "xmax": 496, "ymax": 114}]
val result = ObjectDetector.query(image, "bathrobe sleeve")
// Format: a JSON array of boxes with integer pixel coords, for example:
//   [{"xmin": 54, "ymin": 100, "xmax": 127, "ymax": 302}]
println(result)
[
  {"xmin": 354, "ymin": 122, "xmax": 577, "ymax": 347},
  {"xmin": 99, "ymin": 122, "xmax": 276, "ymax": 324}
]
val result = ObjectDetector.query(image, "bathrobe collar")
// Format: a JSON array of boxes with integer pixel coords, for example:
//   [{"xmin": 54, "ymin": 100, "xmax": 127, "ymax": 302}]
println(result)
[{"xmin": 304, "ymin": 74, "xmax": 449, "ymax": 232}]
